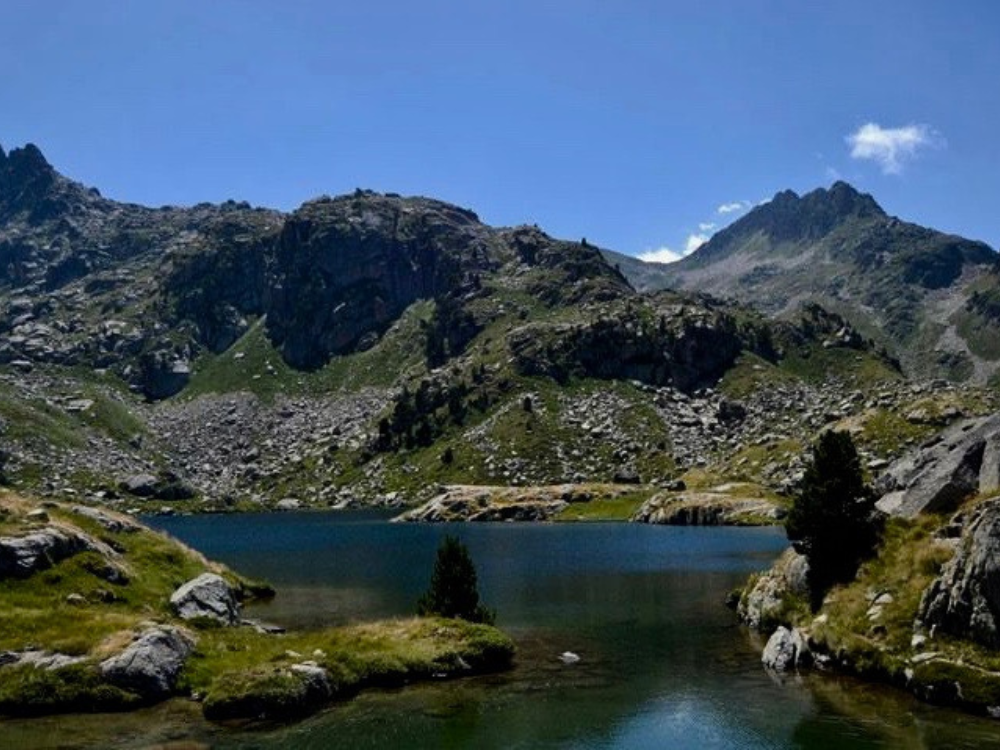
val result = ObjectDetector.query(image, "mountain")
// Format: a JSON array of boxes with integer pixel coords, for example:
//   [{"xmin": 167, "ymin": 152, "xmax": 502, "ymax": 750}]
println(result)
[
  {"xmin": 0, "ymin": 143, "xmax": 993, "ymax": 515},
  {"xmin": 647, "ymin": 182, "xmax": 999, "ymax": 382}
]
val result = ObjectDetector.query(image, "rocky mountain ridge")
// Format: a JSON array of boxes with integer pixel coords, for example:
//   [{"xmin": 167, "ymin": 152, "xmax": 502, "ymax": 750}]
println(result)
[
  {"xmin": 0, "ymin": 142, "xmax": 995, "ymax": 517},
  {"xmin": 610, "ymin": 183, "xmax": 999, "ymax": 383}
]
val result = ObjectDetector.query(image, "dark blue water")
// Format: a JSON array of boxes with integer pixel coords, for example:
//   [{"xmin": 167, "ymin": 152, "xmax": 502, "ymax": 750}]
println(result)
[{"xmin": 7, "ymin": 512, "xmax": 1000, "ymax": 749}]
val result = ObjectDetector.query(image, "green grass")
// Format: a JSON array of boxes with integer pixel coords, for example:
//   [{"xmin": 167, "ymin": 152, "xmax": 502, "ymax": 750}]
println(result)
[
  {"xmin": 780, "ymin": 345, "xmax": 901, "ymax": 387},
  {"xmin": 183, "ymin": 304, "xmax": 433, "ymax": 402},
  {"xmin": 553, "ymin": 490, "xmax": 653, "ymax": 521},
  {"xmin": 188, "ymin": 617, "xmax": 514, "ymax": 720}
]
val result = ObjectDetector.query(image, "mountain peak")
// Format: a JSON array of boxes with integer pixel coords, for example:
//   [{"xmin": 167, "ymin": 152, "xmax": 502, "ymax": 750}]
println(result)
[{"xmin": 4, "ymin": 142, "xmax": 55, "ymax": 186}]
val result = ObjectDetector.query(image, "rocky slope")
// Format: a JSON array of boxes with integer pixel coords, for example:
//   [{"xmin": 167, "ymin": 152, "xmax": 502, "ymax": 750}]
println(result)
[
  {"xmin": 614, "ymin": 183, "xmax": 999, "ymax": 383},
  {"xmin": 739, "ymin": 414, "xmax": 1000, "ymax": 716}
]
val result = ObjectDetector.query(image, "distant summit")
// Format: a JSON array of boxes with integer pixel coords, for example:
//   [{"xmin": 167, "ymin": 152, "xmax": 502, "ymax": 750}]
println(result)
[
  {"xmin": 609, "ymin": 181, "xmax": 996, "ymax": 382},
  {"xmin": 689, "ymin": 182, "xmax": 886, "ymax": 266}
]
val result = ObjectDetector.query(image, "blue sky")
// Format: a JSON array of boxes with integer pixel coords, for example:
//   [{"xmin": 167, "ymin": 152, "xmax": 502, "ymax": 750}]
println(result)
[{"xmin": 2, "ymin": 1, "xmax": 998, "ymax": 261}]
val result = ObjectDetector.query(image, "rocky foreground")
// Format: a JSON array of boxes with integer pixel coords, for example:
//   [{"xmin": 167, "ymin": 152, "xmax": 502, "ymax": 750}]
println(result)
[
  {"xmin": 737, "ymin": 412, "xmax": 1000, "ymax": 716},
  {"xmin": 0, "ymin": 492, "xmax": 513, "ymax": 721}
]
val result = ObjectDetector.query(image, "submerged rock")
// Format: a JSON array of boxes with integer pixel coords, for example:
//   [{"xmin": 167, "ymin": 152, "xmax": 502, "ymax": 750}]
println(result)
[{"xmin": 170, "ymin": 573, "xmax": 241, "ymax": 625}]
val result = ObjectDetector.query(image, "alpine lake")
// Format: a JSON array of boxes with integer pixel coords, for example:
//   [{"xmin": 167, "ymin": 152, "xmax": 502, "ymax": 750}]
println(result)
[{"xmin": 5, "ymin": 511, "xmax": 1000, "ymax": 749}]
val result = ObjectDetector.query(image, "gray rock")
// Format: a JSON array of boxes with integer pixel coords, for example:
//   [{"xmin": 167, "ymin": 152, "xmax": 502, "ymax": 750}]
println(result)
[
  {"xmin": 918, "ymin": 498, "xmax": 1000, "ymax": 647},
  {"xmin": 71, "ymin": 505, "xmax": 140, "ymax": 533},
  {"xmin": 15, "ymin": 650, "xmax": 86, "ymax": 671},
  {"xmin": 99, "ymin": 627, "xmax": 194, "ymax": 699},
  {"xmin": 121, "ymin": 473, "xmax": 159, "ymax": 497},
  {"xmin": 762, "ymin": 626, "xmax": 811, "ymax": 672},
  {"xmin": 876, "ymin": 413, "xmax": 1000, "ymax": 518},
  {"xmin": 170, "ymin": 572, "xmax": 241, "ymax": 625},
  {"xmin": 0, "ymin": 528, "xmax": 93, "ymax": 579},
  {"xmin": 738, "ymin": 548, "xmax": 810, "ymax": 631}
]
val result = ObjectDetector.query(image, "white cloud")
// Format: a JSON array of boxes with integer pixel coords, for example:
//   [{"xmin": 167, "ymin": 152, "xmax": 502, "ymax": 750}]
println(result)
[
  {"xmin": 698, "ymin": 222, "xmax": 717, "ymax": 232},
  {"xmin": 717, "ymin": 200, "xmax": 751, "ymax": 215},
  {"xmin": 638, "ymin": 246, "xmax": 684, "ymax": 264},
  {"xmin": 685, "ymin": 233, "xmax": 709, "ymax": 254},
  {"xmin": 824, "ymin": 165, "xmax": 842, "ymax": 181},
  {"xmin": 846, "ymin": 122, "xmax": 941, "ymax": 174}
]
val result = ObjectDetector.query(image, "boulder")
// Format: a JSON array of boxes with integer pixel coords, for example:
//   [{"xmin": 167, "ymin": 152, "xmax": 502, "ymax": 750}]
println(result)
[
  {"xmin": 99, "ymin": 627, "xmax": 194, "ymax": 699},
  {"xmin": 120, "ymin": 474, "xmax": 159, "ymax": 497},
  {"xmin": 0, "ymin": 528, "xmax": 93, "ymax": 579},
  {"xmin": 738, "ymin": 548, "xmax": 810, "ymax": 631},
  {"xmin": 71, "ymin": 505, "xmax": 140, "ymax": 533},
  {"xmin": 762, "ymin": 626, "xmax": 811, "ymax": 672},
  {"xmin": 170, "ymin": 572, "xmax": 241, "ymax": 625},
  {"xmin": 876, "ymin": 413, "xmax": 1000, "ymax": 518},
  {"xmin": 918, "ymin": 498, "xmax": 1000, "ymax": 647}
]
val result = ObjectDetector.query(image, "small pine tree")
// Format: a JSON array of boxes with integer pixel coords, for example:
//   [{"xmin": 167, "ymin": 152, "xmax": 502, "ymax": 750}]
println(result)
[
  {"xmin": 786, "ymin": 430, "xmax": 882, "ymax": 610},
  {"xmin": 417, "ymin": 535, "xmax": 495, "ymax": 624}
]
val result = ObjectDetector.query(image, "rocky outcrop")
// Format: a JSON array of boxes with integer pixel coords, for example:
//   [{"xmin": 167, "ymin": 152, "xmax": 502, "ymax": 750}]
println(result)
[
  {"xmin": 738, "ymin": 548, "xmax": 810, "ymax": 631},
  {"xmin": 0, "ymin": 527, "xmax": 97, "ymax": 578},
  {"xmin": 507, "ymin": 297, "xmax": 767, "ymax": 393},
  {"xmin": 876, "ymin": 413, "xmax": 1000, "ymax": 518},
  {"xmin": 762, "ymin": 626, "xmax": 811, "ymax": 672},
  {"xmin": 169, "ymin": 573, "xmax": 241, "ymax": 625},
  {"xmin": 99, "ymin": 627, "xmax": 194, "ymax": 700},
  {"xmin": 119, "ymin": 472, "xmax": 196, "ymax": 501},
  {"xmin": 71, "ymin": 505, "xmax": 140, "ymax": 533},
  {"xmin": 263, "ymin": 193, "xmax": 489, "ymax": 369},
  {"xmin": 918, "ymin": 498, "xmax": 1000, "ymax": 647},
  {"xmin": 394, "ymin": 485, "xmax": 578, "ymax": 522},
  {"xmin": 632, "ymin": 487, "xmax": 783, "ymax": 526}
]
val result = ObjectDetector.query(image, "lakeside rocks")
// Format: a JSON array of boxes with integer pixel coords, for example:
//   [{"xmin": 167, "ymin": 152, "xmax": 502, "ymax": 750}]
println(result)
[
  {"xmin": 737, "ymin": 548, "xmax": 810, "ymax": 631},
  {"xmin": 99, "ymin": 627, "xmax": 194, "ymax": 700},
  {"xmin": 762, "ymin": 626, "xmax": 811, "ymax": 672},
  {"xmin": 876, "ymin": 413, "xmax": 1000, "ymax": 518},
  {"xmin": 393, "ymin": 484, "xmax": 608, "ymax": 522},
  {"xmin": 632, "ymin": 486, "xmax": 783, "ymax": 526},
  {"xmin": 170, "ymin": 573, "xmax": 241, "ymax": 625},
  {"xmin": 918, "ymin": 497, "xmax": 1000, "ymax": 647}
]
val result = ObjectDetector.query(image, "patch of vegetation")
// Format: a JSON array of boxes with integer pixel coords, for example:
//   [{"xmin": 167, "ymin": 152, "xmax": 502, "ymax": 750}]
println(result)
[{"xmin": 554, "ymin": 490, "xmax": 653, "ymax": 521}]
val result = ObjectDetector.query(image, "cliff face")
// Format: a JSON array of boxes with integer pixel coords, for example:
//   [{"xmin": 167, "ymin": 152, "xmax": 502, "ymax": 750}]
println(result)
[{"xmin": 264, "ymin": 193, "xmax": 495, "ymax": 369}]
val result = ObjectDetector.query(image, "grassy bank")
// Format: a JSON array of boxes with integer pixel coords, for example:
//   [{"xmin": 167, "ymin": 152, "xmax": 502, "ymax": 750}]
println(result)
[{"xmin": 0, "ymin": 491, "xmax": 514, "ymax": 721}]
